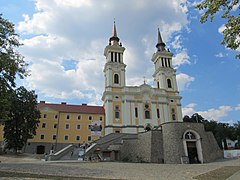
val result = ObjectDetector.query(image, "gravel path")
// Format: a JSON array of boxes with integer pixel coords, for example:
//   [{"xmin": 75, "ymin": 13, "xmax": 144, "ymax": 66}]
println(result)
[{"xmin": 0, "ymin": 155, "xmax": 240, "ymax": 180}]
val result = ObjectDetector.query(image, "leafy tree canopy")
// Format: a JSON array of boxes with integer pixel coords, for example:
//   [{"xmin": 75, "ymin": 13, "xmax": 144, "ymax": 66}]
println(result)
[
  {"xmin": 196, "ymin": 0, "xmax": 240, "ymax": 58},
  {"xmin": 3, "ymin": 86, "xmax": 40, "ymax": 153},
  {"xmin": 0, "ymin": 14, "xmax": 28, "ymax": 122},
  {"xmin": 183, "ymin": 113, "xmax": 204, "ymax": 123}
]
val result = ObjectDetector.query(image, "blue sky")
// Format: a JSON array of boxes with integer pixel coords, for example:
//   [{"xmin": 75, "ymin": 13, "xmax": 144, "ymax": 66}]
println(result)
[{"xmin": 1, "ymin": 0, "xmax": 239, "ymax": 124}]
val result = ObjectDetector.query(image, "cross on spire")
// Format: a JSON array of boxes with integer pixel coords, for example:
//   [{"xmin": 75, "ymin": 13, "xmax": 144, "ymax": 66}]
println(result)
[{"xmin": 143, "ymin": 76, "xmax": 147, "ymax": 84}]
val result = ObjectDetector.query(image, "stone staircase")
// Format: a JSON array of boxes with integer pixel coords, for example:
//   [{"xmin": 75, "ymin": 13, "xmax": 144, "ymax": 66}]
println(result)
[{"xmin": 59, "ymin": 147, "xmax": 81, "ymax": 160}]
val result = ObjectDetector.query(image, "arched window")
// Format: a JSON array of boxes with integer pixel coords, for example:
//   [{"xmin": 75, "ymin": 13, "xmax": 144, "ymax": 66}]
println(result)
[
  {"xmin": 157, "ymin": 108, "xmax": 160, "ymax": 118},
  {"xmin": 115, "ymin": 111, "xmax": 120, "ymax": 119},
  {"xmin": 145, "ymin": 110, "xmax": 150, "ymax": 119},
  {"xmin": 171, "ymin": 108, "xmax": 176, "ymax": 120},
  {"xmin": 115, "ymin": 106, "xmax": 120, "ymax": 119},
  {"xmin": 168, "ymin": 59, "xmax": 171, "ymax": 67},
  {"xmin": 115, "ymin": 52, "xmax": 117, "ymax": 62},
  {"xmin": 135, "ymin": 107, "xmax": 138, "ymax": 118},
  {"xmin": 114, "ymin": 74, "xmax": 119, "ymax": 84},
  {"xmin": 167, "ymin": 79, "xmax": 172, "ymax": 88},
  {"xmin": 144, "ymin": 104, "xmax": 151, "ymax": 119},
  {"xmin": 111, "ymin": 52, "xmax": 113, "ymax": 62}
]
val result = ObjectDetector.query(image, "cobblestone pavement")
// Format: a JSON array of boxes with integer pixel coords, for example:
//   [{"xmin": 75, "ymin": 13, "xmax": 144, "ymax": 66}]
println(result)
[{"xmin": 0, "ymin": 157, "xmax": 239, "ymax": 180}]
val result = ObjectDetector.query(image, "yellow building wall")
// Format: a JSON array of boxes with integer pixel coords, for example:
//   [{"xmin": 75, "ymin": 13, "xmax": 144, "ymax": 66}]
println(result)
[
  {"xmin": 0, "ymin": 107, "xmax": 105, "ymax": 145},
  {"xmin": 56, "ymin": 112, "xmax": 101, "ymax": 143},
  {"xmin": 29, "ymin": 107, "xmax": 59, "ymax": 143}
]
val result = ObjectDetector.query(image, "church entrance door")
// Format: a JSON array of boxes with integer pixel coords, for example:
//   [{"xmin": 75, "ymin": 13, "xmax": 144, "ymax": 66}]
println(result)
[{"xmin": 187, "ymin": 141, "xmax": 199, "ymax": 164}]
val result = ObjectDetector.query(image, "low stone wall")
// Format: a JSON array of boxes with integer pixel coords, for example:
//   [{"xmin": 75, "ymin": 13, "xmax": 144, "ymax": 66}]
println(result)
[
  {"xmin": 120, "ymin": 138, "xmax": 139, "ymax": 162},
  {"xmin": 151, "ymin": 130, "xmax": 164, "ymax": 163},
  {"xmin": 120, "ymin": 131, "xmax": 164, "ymax": 163},
  {"xmin": 161, "ymin": 122, "xmax": 223, "ymax": 164},
  {"xmin": 161, "ymin": 123, "xmax": 186, "ymax": 164},
  {"xmin": 120, "ymin": 132, "xmax": 152, "ymax": 163},
  {"xmin": 201, "ymin": 132, "xmax": 223, "ymax": 163}
]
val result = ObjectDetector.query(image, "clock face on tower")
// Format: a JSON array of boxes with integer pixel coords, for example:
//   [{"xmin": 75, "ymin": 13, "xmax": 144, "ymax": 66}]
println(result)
[{"xmin": 165, "ymin": 70, "xmax": 172, "ymax": 76}]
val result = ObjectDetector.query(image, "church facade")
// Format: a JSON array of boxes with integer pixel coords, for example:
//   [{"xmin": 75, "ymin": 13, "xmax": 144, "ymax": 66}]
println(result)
[
  {"xmin": 84, "ymin": 22, "xmax": 223, "ymax": 164},
  {"xmin": 103, "ymin": 22, "xmax": 182, "ymax": 135}
]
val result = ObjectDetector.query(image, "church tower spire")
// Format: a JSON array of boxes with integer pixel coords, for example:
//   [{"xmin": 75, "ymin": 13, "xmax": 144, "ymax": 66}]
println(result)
[
  {"xmin": 109, "ymin": 20, "xmax": 120, "ymax": 45},
  {"xmin": 156, "ymin": 28, "xmax": 166, "ymax": 52}
]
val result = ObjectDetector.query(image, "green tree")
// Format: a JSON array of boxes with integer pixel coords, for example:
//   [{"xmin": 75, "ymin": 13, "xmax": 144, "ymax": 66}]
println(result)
[
  {"xmin": 202, "ymin": 119, "xmax": 236, "ymax": 149},
  {"xmin": 3, "ymin": 86, "xmax": 40, "ymax": 153},
  {"xmin": 183, "ymin": 113, "xmax": 204, "ymax": 123},
  {"xmin": 196, "ymin": 0, "xmax": 240, "ymax": 58},
  {"xmin": 183, "ymin": 115, "xmax": 191, "ymax": 122},
  {"xmin": 202, "ymin": 119, "xmax": 218, "ymax": 133},
  {"xmin": 234, "ymin": 121, "xmax": 240, "ymax": 148},
  {"xmin": 0, "ymin": 14, "xmax": 27, "ymax": 122}
]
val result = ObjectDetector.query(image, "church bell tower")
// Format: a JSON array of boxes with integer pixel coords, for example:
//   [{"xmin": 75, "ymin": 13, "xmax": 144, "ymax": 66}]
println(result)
[
  {"xmin": 103, "ymin": 21, "xmax": 126, "ymax": 90},
  {"xmin": 151, "ymin": 28, "xmax": 182, "ymax": 122},
  {"xmin": 152, "ymin": 28, "xmax": 178, "ymax": 92},
  {"xmin": 102, "ymin": 21, "xmax": 127, "ymax": 135}
]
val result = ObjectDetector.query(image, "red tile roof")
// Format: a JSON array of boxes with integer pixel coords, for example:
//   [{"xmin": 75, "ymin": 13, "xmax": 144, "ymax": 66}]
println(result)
[{"xmin": 38, "ymin": 102, "xmax": 105, "ymax": 114}]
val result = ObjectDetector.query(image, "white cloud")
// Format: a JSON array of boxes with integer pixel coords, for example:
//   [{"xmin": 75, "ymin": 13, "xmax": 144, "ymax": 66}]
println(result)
[
  {"xmin": 198, "ymin": 106, "xmax": 233, "ymax": 121},
  {"xmin": 182, "ymin": 103, "xmax": 197, "ymax": 116},
  {"xmin": 172, "ymin": 49, "xmax": 191, "ymax": 68},
  {"xmin": 171, "ymin": 35, "xmax": 182, "ymax": 49},
  {"xmin": 235, "ymin": 104, "xmax": 240, "ymax": 111},
  {"xmin": 215, "ymin": 52, "xmax": 224, "ymax": 58},
  {"xmin": 176, "ymin": 73, "xmax": 194, "ymax": 91},
  {"xmin": 16, "ymin": 0, "xmax": 190, "ymax": 104},
  {"xmin": 54, "ymin": 0, "xmax": 92, "ymax": 8},
  {"xmin": 170, "ymin": 35, "xmax": 191, "ymax": 68},
  {"xmin": 218, "ymin": 24, "xmax": 226, "ymax": 34},
  {"xmin": 182, "ymin": 104, "xmax": 233, "ymax": 122}
]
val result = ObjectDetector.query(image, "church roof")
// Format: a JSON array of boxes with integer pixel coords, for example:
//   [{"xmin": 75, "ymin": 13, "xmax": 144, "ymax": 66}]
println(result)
[{"xmin": 38, "ymin": 102, "xmax": 105, "ymax": 114}]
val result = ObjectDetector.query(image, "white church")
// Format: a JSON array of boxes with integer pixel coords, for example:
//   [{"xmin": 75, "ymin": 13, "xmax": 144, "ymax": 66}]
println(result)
[
  {"xmin": 103, "ymin": 21, "xmax": 183, "ymax": 135},
  {"xmin": 85, "ymin": 22, "xmax": 223, "ymax": 164}
]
